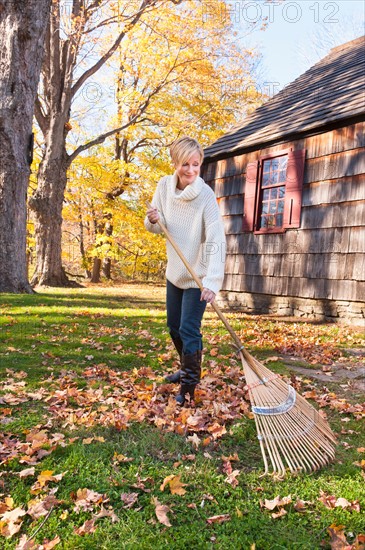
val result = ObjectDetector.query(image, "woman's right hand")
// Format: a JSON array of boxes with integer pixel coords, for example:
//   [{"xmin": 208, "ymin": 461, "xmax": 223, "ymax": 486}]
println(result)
[{"xmin": 146, "ymin": 207, "xmax": 160, "ymax": 224}]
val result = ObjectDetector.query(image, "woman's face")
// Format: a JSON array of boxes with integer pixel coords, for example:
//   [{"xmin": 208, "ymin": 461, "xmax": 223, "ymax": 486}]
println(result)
[{"xmin": 175, "ymin": 152, "xmax": 202, "ymax": 187}]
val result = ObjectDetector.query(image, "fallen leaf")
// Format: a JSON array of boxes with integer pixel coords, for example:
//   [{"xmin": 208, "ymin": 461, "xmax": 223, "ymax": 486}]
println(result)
[
  {"xmin": 18, "ymin": 467, "xmax": 35, "ymax": 478},
  {"xmin": 27, "ymin": 494, "xmax": 58, "ymax": 520},
  {"xmin": 120, "ymin": 493, "xmax": 139, "ymax": 509},
  {"xmin": 74, "ymin": 518, "xmax": 97, "ymax": 535},
  {"xmin": 113, "ymin": 453, "xmax": 134, "ymax": 463},
  {"xmin": 167, "ymin": 475, "xmax": 187, "ymax": 496},
  {"xmin": 31, "ymin": 470, "xmax": 66, "ymax": 494},
  {"xmin": 0, "ymin": 506, "xmax": 26, "ymax": 538},
  {"xmin": 294, "ymin": 498, "xmax": 313, "ymax": 512},
  {"xmin": 263, "ymin": 356, "xmax": 279, "ymax": 363},
  {"xmin": 152, "ymin": 497, "xmax": 172, "ymax": 527},
  {"xmin": 225, "ymin": 469, "xmax": 240, "ymax": 488},
  {"xmin": 15, "ymin": 534, "xmax": 37, "ymax": 549},
  {"xmin": 206, "ymin": 514, "xmax": 231, "ymax": 524},
  {"xmin": 187, "ymin": 433, "xmax": 201, "ymax": 449},
  {"xmin": 335, "ymin": 497, "xmax": 360, "ymax": 512},
  {"xmin": 41, "ymin": 535, "xmax": 61, "ymax": 549},
  {"xmin": 260, "ymin": 495, "xmax": 292, "ymax": 511},
  {"xmin": 207, "ymin": 423, "xmax": 227, "ymax": 440},
  {"xmin": 327, "ymin": 524, "xmax": 348, "ymax": 550},
  {"xmin": 160, "ymin": 474, "xmax": 187, "ymax": 495},
  {"xmin": 272, "ymin": 508, "xmax": 287, "ymax": 519},
  {"xmin": 0, "ymin": 497, "xmax": 13, "ymax": 514},
  {"xmin": 318, "ymin": 491, "xmax": 337, "ymax": 509},
  {"xmin": 73, "ymin": 488, "xmax": 107, "ymax": 512},
  {"xmin": 221, "ymin": 453, "xmax": 239, "ymax": 462},
  {"xmin": 93, "ymin": 505, "xmax": 119, "ymax": 522}
]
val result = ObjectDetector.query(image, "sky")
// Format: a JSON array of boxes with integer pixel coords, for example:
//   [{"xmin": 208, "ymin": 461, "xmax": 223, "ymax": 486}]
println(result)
[{"xmin": 239, "ymin": 0, "xmax": 365, "ymax": 95}]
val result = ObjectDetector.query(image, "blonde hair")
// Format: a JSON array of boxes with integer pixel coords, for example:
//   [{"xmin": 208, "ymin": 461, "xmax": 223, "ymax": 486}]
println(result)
[{"xmin": 170, "ymin": 136, "xmax": 204, "ymax": 166}]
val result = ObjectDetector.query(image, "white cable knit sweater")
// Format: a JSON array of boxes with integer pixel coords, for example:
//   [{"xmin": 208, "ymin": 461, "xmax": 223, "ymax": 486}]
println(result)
[{"xmin": 144, "ymin": 173, "xmax": 226, "ymax": 295}]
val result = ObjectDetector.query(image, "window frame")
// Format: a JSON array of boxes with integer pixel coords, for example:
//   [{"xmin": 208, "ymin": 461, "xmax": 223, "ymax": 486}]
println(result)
[
  {"xmin": 242, "ymin": 148, "xmax": 306, "ymax": 235},
  {"xmin": 254, "ymin": 148, "xmax": 292, "ymax": 234}
]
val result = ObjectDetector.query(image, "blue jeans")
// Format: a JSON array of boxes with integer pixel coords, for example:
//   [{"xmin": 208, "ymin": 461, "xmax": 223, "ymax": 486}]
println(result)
[{"xmin": 166, "ymin": 279, "xmax": 207, "ymax": 355}]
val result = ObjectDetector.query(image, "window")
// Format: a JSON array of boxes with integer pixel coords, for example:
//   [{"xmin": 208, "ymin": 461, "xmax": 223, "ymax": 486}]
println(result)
[{"xmin": 242, "ymin": 149, "xmax": 306, "ymax": 234}]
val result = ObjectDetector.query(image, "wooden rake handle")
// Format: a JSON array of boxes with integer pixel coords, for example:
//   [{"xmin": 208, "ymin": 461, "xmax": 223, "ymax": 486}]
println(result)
[{"xmin": 146, "ymin": 201, "xmax": 244, "ymax": 352}]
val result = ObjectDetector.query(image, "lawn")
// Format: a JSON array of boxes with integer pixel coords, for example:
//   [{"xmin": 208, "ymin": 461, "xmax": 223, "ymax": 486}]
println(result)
[{"xmin": 0, "ymin": 284, "xmax": 364, "ymax": 550}]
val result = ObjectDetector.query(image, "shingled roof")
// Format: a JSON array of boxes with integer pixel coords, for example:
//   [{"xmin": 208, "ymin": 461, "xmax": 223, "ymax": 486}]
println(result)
[{"xmin": 204, "ymin": 36, "xmax": 365, "ymax": 161}]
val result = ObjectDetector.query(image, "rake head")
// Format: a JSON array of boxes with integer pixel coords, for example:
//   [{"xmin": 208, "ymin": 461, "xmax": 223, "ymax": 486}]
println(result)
[{"xmin": 239, "ymin": 351, "xmax": 337, "ymax": 477}]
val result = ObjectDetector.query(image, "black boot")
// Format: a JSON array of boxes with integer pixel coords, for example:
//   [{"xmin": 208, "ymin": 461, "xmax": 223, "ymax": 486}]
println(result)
[
  {"xmin": 176, "ymin": 350, "xmax": 202, "ymax": 406},
  {"xmin": 164, "ymin": 335, "xmax": 183, "ymax": 383}
]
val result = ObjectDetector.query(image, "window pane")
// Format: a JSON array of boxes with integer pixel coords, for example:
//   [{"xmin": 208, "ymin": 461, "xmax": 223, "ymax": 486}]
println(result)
[
  {"xmin": 272, "ymin": 158, "xmax": 279, "ymax": 171},
  {"xmin": 279, "ymin": 169, "xmax": 286, "ymax": 182},
  {"xmin": 269, "ymin": 202, "xmax": 277, "ymax": 214},
  {"xmin": 278, "ymin": 200, "xmax": 285, "ymax": 213},
  {"xmin": 279, "ymin": 156, "xmax": 288, "ymax": 170},
  {"xmin": 270, "ymin": 188, "xmax": 278, "ymax": 199},
  {"xmin": 278, "ymin": 186, "xmax": 285, "ymax": 198},
  {"xmin": 276, "ymin": 214, "xmax": 283, "ymax": 226},
  {"xmin": 263, "ymin": 189, "xmax": 270, "ymax": 200},
  {"xmin": 262, "ymin": 202, "xmax": 269, "ymax": 214},
  {"xmin": 262, "ymin": 172, "xmax": 271, "ymax": 186}
]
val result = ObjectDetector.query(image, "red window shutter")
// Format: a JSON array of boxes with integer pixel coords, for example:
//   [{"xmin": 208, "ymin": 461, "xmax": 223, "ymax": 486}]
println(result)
[
  {"xmin": 242, "ymin": 161, "xmax": 259, "ymax": 232},
  {"xmin": 283, "ymin": 149, "xmax": 306, "ymax": 229}
]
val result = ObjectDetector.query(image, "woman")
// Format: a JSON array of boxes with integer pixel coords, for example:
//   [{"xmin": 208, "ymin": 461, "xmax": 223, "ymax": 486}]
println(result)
[{"xmin": 145, "ymin": 137, "xmax": 226, "ymax": 405}]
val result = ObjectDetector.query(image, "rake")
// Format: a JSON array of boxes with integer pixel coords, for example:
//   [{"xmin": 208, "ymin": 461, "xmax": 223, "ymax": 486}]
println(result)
[{"xmin": 146, "ymin": 202, "xmax": 337, "ymax": 476}]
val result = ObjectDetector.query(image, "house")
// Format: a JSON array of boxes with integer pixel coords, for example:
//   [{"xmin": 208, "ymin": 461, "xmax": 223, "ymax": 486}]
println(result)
[{"xmin": 202, "ymin": 36, "xmax": 365, "ymax": 326}]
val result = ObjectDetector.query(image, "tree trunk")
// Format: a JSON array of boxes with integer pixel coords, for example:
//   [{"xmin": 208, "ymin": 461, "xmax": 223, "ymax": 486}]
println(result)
[
  {"xmin": 91, "ymin": 258, "xmax": 101, "ymax": 283},
  {"xmin": 0, "ymin": 0, "xmax": 51, "ymax": 293},
  {"xmin": 29, "ymin": 0, "xmax": 158, "ymax": 288},
  {"xmin": 29, "ymin": 151, "xmax": 71, "ymax": 286},
  {"xmin": 79, "ymin": 213, "xmax": 91, "ymax": 279},
  {"xmin": 102, "ymin": 219, "xmax": 113, "ymax": 279},
  {"xmin": 102, "ymin": 258, "xmax": 112, "ymax": 279}
]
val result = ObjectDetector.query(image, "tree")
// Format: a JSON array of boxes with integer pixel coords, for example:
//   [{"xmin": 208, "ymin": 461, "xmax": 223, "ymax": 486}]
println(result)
[
  {"xmin": 29, "ymin": 0, "xmax": 263, "ymax": 287},
  {"xmin": 63, "ymin": 149, "xmax": 167, "ymax": 282},
  {"xmin": 65, "ymin": 0, "xmax": 263, "ymax": 282},
  {"xmin": 296, "ymin": 12, "xmax": 364, "ymax": 75},
  {"xmin": 28, "ymin": 0, "xmax": 185, "ymax": 287},
  {"xmin": 0, "ymin": 0, "xmax": 51, "ymax": 293}
]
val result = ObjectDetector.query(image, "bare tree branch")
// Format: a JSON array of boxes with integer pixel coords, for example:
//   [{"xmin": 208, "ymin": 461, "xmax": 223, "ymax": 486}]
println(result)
[
  {"xmin": 68, "ymin": 114, "xmax": 148, "ymax": 163},
  {"xmin": 34, "ymin": 97, "xmax": 48, "ymax": 136},
  {"xmin": 71, "ymin": 0, "xmax": 159, "ymax": 99}
]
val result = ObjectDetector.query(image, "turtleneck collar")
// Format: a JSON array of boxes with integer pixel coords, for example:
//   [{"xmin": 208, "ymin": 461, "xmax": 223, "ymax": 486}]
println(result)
[{"xmin": 171, "ymin": 172, "xmax": 204, "ymax": 201}]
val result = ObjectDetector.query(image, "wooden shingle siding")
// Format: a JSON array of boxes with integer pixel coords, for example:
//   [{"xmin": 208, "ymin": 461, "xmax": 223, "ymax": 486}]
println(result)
[
  {"xmin": 302, "ymin": 175, "xmax": 365, "ymax": 206},
  {"xmin": 222, "ymin": 274, "xmax": 363, "ymax": 302},
  {"xmin": 214, "ymin": 176, "xmax": 244, "ymax": 198},
  {"xmin": 222, "ymin": 215, "xmax": 245, "ymax": 235},
  {"xmin": 219, "ymin": 195, "xmax": 243, "ymax": 216},
  {"xmin": 204, "ymin": 121, "xmax": 365, "ymax": 184},
  {"xmin": 224, "ymin": 228, "xmax": 357, "ymax": 256},
  {"xmin": 304, "ymin": 148, "xmax": 365, "ymax": 183},
  {"xmin": 301, "ymin": 202, "xmax": 364, "ymax": 229},
  {"xmin": 224, "ymin": 252, "xmax": 363, "ymax": 282}
]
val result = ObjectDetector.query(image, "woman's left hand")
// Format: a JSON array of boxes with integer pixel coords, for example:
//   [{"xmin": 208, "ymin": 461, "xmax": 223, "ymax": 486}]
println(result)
[{"xmin": 201, "ymin": 288, "xmax": 216, "ymax": 304}]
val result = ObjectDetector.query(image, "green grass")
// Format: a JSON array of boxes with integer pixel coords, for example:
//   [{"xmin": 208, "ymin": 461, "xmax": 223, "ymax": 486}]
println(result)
[{"xmin": 0, "ymin": 285, "xmax": 364, "ymax": 549}]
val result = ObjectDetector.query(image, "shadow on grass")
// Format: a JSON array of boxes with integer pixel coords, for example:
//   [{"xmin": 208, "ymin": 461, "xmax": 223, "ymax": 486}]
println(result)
[{"xmin": 0, "ymin": 291, "xmax": 166, "ymax": 312}]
